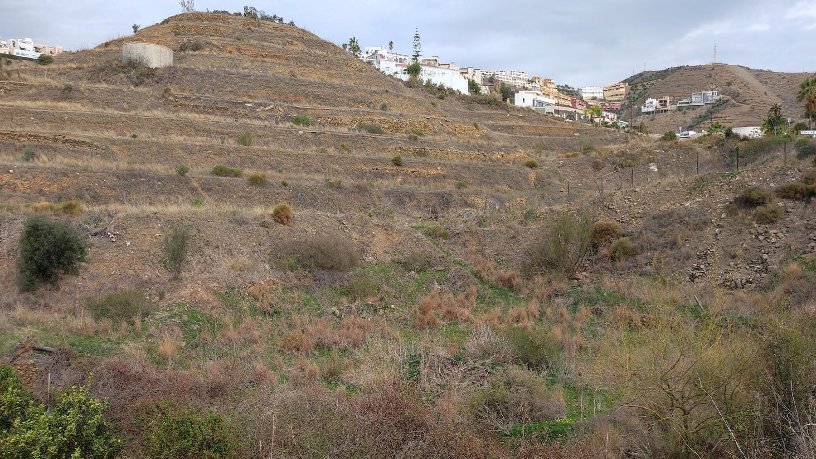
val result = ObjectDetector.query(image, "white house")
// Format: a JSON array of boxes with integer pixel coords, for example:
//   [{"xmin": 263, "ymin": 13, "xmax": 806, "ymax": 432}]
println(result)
[
  {"xmin": 365, "ymin": 46, "xmax": 469, "ymax": 94},
  {"xmin": 514, "ymin": 90, "xmax": 555, "ymax": 108},
  {"xmin": 641, "ymin": 98, "xmax": 658, "ymax": 113},
  {"xmin": 691, "ymin": 90, "xmax": 720, "ymax": 106},
  {"xmin": 4, "ymin": 38, "xmax": 40, "ymax": 59}
]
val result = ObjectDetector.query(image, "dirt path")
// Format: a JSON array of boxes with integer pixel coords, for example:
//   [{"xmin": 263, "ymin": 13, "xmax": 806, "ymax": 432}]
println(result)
[{"xmin": 725, "ymin": 65, "xmax": 784, "ymax": 106}]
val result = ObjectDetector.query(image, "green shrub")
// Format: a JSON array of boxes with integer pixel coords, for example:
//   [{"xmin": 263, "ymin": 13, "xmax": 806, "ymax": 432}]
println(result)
[
  {"xmin": 247, "ymin": 172, "xmax": 267, "ymax": 186},
  {"xmin": 524, "ymin": 159, "xmax": 538, "ymax": 169},
  {"xmin": 0, "ymin": 370, "xmax": 122, "ymax": 459},
  {"xmin": 472, "ymin": 94, "xmax": 500, "ymax": 106},
  {"xmin": 660, "ymin": 131, "xmax": 677, "ymax": 141},
  {"xmin": 380, "ymin": 102, "xmax": 388, "ymax": 111},
  {"xmin": 36, "ymin": 54, "xmax": 54, "ymax": 65},
  {"xmin": 279, "ymin": 235, "xmax": 359, "ymax": 272},
  {"xmin": 163, "ymin": 226, "xmax": 191, "ymax": 280},
  {"xmin": 795, "ymin": 138, "xmax": 816, "ymax": 160},
  {"xmin": 528, "ymin": 213, "xmax": 593, "ymax": 276},
  {"xmin": 735, "ymin": 136, "xmax": 786, "ymax": 164},
  {"xmin": 358, "ymin": 123, "xmax": 384, "ymax": 134},
  {"xmin": 455, "ymin": 181, "xmax": 467, "ymax": 190},
  {"xmin": 418, "ymin": 224, "xmax": 449, "ymax": 240},
  {"xmin": 398, "ymin": 251, "xmax": 433, "ymax": 272},
  {"xmin": 0, "ymin": 366, "xmax": 35, "ymax": 433},
  {"xmin": 211, "ymin": 164, "xmax": 242, "ymax": 177},
  {"xmin": 176, "ymin": 165, "xmax": 190, "ymax": 177},
  {"xmin": 86, "ymin": 290, "xmax": 155, "ymax": 323},
  {"xmin": 17, "ymin": 216, "xmax": 87, "ymax": 291},
  {"xmin": 346, "ymin": 274, "xmax": 381, "ymax": 301},
  {"xmin": 754, "ymin": 203, "xmax": 784, "ymax": 224},
  {"xmin": 291, "ymin": 114, "xmax": 311, "ymax": 126},
  {"xmin": 236, "ymin": 132, "xmax": 253, "ymax": 147},
  {"xmin": 338, "ymin": 143, "xmax": 351, "ymax": 153},
  {"xmin": 734, "ymin": 186, "xmax": 774, "ymax": 208},
  {"xmin": 272, "ymin": 203, "xmax": 293, "ymax": 225},
  {"xmin": 391, "ymin": 155, "xmax": 404, "ymax": 167},
  {"xmin": 590, "ymin": 219, "xmax": 623, "ymax": 247},
  {"xmin": 144, "ymin": 403, "xmax": 237, "ymax": 459},
  {"xmin": 775, "ymin": 182, "xmax": 816, "ymax": 201},
  {"xmin": 504, "ymin": 327, "xmax": 563, "ymax": 372},
  {"xmin": 608, "ymin": 237, "xmax": 637, "ymax": 261},
  {"xmin": 22, "ymin": 147, "xmax": 37, "ymax": 162}
]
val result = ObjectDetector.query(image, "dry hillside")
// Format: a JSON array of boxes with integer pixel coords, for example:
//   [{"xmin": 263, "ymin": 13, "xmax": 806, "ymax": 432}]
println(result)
[
  {"xmin": 1, "ymin": 11, "xmax": 816, "ymax": 459},
  {"xmin": 624, "ymin": 64, "xmax": 812, "ymax": 132}
]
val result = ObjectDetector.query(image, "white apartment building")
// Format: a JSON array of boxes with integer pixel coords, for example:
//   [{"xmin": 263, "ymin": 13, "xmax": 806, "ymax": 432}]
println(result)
[
  {"xmin": 460, "ymin": 67, "xmax": 484, "ymax": 85},
  {"xmin": 580, "ymin": 86, "xmax": 604, "ymax": 100},
  {"xmin": 485, "ymin": 70, "xmax": 530, "ymax": 88}
]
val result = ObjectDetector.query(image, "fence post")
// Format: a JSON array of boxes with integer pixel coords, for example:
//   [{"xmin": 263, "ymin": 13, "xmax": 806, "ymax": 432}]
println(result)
[
  {"xmin": 631, "ymin": 167, "xmax": 634, "ymax": 188},
  {"xmin": 784, "ymin": 141, "xmax": 787, "ymax": 166},
  {"xmin": 696, "ymin": 151, "xmax": 699, "ymax": 175},
  {"xmin": 735, "ymin": 147, "xmax": 739, "ymax": 172}
]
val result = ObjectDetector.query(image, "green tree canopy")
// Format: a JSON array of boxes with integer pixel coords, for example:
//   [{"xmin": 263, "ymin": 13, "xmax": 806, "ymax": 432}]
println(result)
[{"xmin": 797, "ymin": 76, "xmax": 816, "ymax": 129}]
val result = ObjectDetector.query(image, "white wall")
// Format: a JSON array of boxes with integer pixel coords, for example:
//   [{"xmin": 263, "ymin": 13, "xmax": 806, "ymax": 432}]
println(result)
[{"xmin": 122, "ymin": 42, "xmax": 173, "ymax": 69}]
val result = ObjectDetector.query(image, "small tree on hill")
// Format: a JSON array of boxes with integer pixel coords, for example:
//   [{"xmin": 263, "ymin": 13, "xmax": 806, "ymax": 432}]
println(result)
[
  {"xmin": 132, "ymin": 24, "xmax": 140, "ymax": 34},
  {"xmin": 17, "ymin": 216, "xmax": 87, "ymax": 291},
  {"xmin": 406, "ymin": 62, "xmax": 421, "ymax": 79},
  {"xmin": 179, "ymin": 0, "xmax": 195, "ymax": 13},
  {"xmin": 346, "ymin": 37, "xmax": 361, "ymax": 58},
  {"xmin": 762, "ymin": 103, "xmax": 785, "ymax": 136},
  {"xmin": 412, "ymin": 28, "xmax": 421, "ymax": 62},
  {"xmin": 468, "ymin": 79, "xmax": 480, "ymax": 95},
  {"xmin": 499, "ymin": 82, "xmax": 514, "ymax": 102},
  {"xmin": 388, "ymin": 40, "xmax": 394, "ymax": 52}
]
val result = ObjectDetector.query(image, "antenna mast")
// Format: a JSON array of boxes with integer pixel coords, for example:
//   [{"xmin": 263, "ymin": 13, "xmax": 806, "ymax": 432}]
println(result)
[{"xmin": 712, "ymin": 44, "xmax": 717, "ymax": 66}]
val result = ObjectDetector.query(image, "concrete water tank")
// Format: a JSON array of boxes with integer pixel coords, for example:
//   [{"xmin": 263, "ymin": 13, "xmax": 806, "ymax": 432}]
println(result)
[{"xmin": 122, "ymin": 42, "xmax": 173, "ymax": 69}]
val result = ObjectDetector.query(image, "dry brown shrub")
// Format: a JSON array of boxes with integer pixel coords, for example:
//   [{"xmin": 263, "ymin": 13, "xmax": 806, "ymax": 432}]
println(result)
[
  {"xmin": 282, "ymin": 315, "xmax": 371, "ymax": 354},
  {"xmin": 321, "ymin": 351, "xmax": 347, "ymax": 382},
  {"xmin": 247, "ymin": 278, "xmax": 301, "ymax": 316},
  {"xmin": 289, "ymin": 356, "xmax": 320, "ymax": 386},
  {"xmin": 272, "ymin": 203, "xmax": 293, "ymax": 225},
  {"xmin": 476, "ymin": 308, "xmax": 502, "ymax": 326},
  {"xmin": 465, "ymin": 325, "xmax": 513, "ymax": 364},
  {"xmin": 415, "ymin": 286, "xmax": 477, "ymax": 329},
  {"xmin": 157, "ymin": 332, "xmax": 183, "ymax": 366},
  {"xmin": 784, "ymin": 262, "xmax": 802, "ymax": 281},
  {"xmin": 472, "ymin": 255, "xmax": 523, "ymax": 291},
  {"xmin": 591, "ymin": 219, "xmax": 623, "ymax": 247},
  {"xmin": 252, "ymin": 360, "xmax": 275, "ymax": 383}
]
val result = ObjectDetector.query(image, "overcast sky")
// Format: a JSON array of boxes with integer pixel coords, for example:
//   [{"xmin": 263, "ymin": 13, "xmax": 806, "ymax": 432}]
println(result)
[{"xmin": 2, "ymin": 0, "xmax": 814, "ymax": 86}]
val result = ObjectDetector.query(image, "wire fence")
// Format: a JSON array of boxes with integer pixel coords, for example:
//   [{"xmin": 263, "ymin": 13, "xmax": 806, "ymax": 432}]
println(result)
[{"xmin": 553, "ymin": 142, "xmax": 796, "ymax": 204}]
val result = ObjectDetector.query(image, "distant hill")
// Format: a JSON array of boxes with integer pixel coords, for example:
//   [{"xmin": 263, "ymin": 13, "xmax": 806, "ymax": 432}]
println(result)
[{"xmin": 622, "ymin": 64, "xmax": 812, "ymax": 133}]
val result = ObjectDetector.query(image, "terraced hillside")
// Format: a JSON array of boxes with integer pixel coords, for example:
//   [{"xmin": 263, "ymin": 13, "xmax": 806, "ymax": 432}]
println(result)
[
  {"xmin": 624, "ymin": 64, "xmax": 811, "ymax": 132},
  {"xmin": 2, "ymin": 11, "xmax": 816, "ymax": 459}
]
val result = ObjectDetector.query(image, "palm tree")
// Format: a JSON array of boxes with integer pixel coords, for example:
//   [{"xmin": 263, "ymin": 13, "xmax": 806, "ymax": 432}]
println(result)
[{"xmin": 797, "ymin": 76, "xmax": 816, "ymax": 130}]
